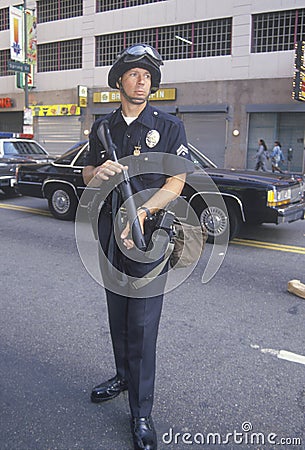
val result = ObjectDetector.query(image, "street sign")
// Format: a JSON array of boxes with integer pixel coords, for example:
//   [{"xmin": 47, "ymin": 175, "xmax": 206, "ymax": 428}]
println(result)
[
  {"xmin": 16, "ymin": 64, "xmax": 34, "ymax": 88},
  {"xmin": 8, "ymin": 60, "xmax": 30, "ymax": 73}
]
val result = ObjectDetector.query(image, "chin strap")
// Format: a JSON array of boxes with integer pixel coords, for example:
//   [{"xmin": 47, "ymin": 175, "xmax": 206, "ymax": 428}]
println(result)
[{"xmin": 119, "ymin": 82, "xmax": 149, "ymax": 105}]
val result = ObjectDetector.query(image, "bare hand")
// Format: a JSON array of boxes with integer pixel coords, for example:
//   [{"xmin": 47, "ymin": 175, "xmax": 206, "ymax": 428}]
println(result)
[
  {"xmin": 121, "ymin": 223, "xmax": 134, "ymax": 250},
  {"xmin": 120, "ymin": 210, "xmax": 146, "ymax": 250},
  {"xmin": 94, "ymin": 160, "xmax": 127, "ymax": 181}
]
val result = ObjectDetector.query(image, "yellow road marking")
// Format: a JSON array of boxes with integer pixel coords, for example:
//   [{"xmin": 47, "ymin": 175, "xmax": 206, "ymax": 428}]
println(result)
[
  {"xmin": 1, "ymin": 202, "xmax": 304, "ymax": 254},
  {"xmin": 0, "ymin": 202, "xmax": 52, "ymax": 217},
  {"xmin": 232, "ymin": 238, "xmax": 305, "ymax": 254}
]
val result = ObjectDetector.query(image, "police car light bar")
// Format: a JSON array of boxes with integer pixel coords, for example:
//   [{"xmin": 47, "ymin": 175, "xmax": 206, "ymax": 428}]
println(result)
[{"xmin": 0, "ymin": 132, "xmax": 34, "ymax": 139}]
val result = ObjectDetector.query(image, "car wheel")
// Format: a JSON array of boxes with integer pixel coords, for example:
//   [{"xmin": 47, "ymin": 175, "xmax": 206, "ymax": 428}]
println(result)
[
  {"xmin": 199, "ymin": 204, "xmax": 240, "ymax": 243},
  {"xmin": 48, "ymin": 186, "xmax": 77, "ymax": 221}
]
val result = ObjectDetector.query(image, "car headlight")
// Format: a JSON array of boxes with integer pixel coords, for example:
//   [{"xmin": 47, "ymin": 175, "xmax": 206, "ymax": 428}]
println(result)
[{"xmin": 267, "ymin": 187, "xmax": 291, "ymax": 206}]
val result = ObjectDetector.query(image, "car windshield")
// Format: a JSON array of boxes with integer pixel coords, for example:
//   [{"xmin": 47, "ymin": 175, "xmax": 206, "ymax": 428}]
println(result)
[
  {"xmin": 74, "ymin": 143, "xmax": 88, "ymax": 166},
  {"xmin": 4, "ymin": 141, "xmax": 47, "ymax": 156},
  {"xmin": 55, "ymin": 142, "xmax": 88, "ymax": 165}
]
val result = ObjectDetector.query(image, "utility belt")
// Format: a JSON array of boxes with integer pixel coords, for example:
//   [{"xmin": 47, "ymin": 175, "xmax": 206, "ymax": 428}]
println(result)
[
  {"xmin": 118, "ymin": 206, "xmax": 175, "ymax": 247},
  {"xmin": 88, "ymin": 196, "xmax": 207, "ymax": 290},
  {"xmin": 87, "ymin": 191, "xmax": 175, "ymax": 248},
  {"xmin": 119, "ymin": 208, "xmax": 176, "ymax": 290}
]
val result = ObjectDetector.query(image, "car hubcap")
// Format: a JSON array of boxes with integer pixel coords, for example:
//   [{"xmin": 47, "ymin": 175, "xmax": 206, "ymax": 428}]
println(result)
[
  {"xmin": 52, "ymin": 190, "xmax": 70, "ymax": 214},
  {"xmin": 200, "ymin": 206, "xmax": 228, "ymax": 236}
]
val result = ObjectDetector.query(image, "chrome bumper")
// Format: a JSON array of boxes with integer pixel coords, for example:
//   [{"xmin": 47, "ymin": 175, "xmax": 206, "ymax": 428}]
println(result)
[{"xmin": 276, "ymin": 202, "xmax": 305, "ymax": 223}]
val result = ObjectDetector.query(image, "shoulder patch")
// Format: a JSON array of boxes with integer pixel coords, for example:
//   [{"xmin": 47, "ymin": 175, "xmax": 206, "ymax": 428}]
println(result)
[{"xmin": 176, "ymin": 145, "xmax": 189, "ymax": 156}]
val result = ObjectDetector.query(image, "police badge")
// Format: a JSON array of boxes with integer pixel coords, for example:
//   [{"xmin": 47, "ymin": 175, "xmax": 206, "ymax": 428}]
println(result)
[{"xmin": 146, "ymin": 130, "xmax": 160, "ymax": 148}]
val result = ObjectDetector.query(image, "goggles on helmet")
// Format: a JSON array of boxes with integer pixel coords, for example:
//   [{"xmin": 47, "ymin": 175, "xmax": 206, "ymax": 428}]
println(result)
[
  {"xmin": 108, "ymin": 43, "xmax": 163, "ymax": 93},
  {"xmin": 123, "ymin": 44, "xmax": 164, "ymax": 67}
]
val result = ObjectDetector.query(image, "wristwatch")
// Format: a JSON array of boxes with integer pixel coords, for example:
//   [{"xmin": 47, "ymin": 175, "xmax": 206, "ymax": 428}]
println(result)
[{"xmin": 137, "ymin": 206, "xmax": 152, "ymax": 220}]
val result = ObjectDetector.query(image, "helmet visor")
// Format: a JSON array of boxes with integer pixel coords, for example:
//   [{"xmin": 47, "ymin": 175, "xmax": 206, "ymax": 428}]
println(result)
[{"xmin": 124, "ymin": 44, "xmax": 164, "ymax": 66}]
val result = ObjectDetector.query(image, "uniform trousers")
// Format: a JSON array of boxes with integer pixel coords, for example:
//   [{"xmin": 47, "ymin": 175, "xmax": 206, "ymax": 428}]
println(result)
[
  {"xmin": 98, "ymin": 206, "xmax": 167, "ymax": 417},
  {"xmin": 106, "ymin": 289, "xmax": 163, "ymax": 417}
]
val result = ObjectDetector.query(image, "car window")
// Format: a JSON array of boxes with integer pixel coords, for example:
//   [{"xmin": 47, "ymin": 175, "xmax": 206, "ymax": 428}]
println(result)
[
  {"xmin": 4, "ymin": 141, "xmax": 47, "ymax": 155},
  {"xmin": 4, "ymin": 142, "xmax": 19, "ymax": 155}
]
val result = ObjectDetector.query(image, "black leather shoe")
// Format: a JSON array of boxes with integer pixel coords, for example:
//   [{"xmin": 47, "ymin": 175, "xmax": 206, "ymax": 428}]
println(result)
[
  {"xmin": 90, "ymin": 375, "xmax": 127, "ymax": 403},
  {"xmin": 131, "ymin": 416, "xmax": 157, "ymax": 450}
]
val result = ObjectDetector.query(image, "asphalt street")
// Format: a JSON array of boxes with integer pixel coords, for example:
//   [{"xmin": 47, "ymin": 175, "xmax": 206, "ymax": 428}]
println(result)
[{"xmin": 0, "ymin": 194, "xmax": 305, "ymax": 450}]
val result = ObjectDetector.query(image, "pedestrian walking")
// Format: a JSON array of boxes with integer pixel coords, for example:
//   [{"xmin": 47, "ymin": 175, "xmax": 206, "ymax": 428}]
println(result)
[
  {"xmin": 270, "ymin": 140, "xmax": 284, "ymax": 173},
  {"xmin": 82, "ymin": 43, "xmax": 192, "ymax": 450},
  {"xmin": 254, "ymin": 139, "xmax": 268, "ymax": 172}
]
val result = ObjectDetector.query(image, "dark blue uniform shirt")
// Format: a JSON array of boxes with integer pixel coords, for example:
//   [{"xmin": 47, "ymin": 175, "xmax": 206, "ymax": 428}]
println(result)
[{"xmin": 85, "ymin": 103, "xmax": 193, "ymax": 204}]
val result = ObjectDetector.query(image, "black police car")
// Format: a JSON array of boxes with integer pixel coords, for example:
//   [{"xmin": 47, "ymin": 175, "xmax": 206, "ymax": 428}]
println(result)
[{"xmin": 16, "ymin": 140, "xmax": 305, "ymax": 241}]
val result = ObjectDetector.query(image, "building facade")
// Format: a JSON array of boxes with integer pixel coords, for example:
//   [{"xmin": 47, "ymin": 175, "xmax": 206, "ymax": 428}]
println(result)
[{"xmin": 0, "ymin": 0, "xmax": 305, "ymax": 172}]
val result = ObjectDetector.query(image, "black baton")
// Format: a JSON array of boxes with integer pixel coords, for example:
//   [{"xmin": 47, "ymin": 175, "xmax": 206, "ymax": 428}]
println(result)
[{"xmin": 97, "ymin": 120, "xmax": 146, "ymax": 251}]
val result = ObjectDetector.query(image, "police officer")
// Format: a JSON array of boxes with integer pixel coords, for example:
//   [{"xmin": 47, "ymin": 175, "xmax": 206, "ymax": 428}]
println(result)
[{"xmin": 83, "ymin": 44, "xmax": 192, "ymax": 450}]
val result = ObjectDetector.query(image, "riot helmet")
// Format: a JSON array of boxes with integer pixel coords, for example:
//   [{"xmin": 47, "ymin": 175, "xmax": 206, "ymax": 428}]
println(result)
[{"xmin": 108, "ymin": 44, "xmax": 163, "ymax": 94}]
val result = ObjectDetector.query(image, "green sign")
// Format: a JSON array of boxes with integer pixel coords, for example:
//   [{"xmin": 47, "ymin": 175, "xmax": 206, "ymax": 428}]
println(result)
[{"xmin": 8, "ymin": 60, "xmax": 30, "ymax": 74}]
